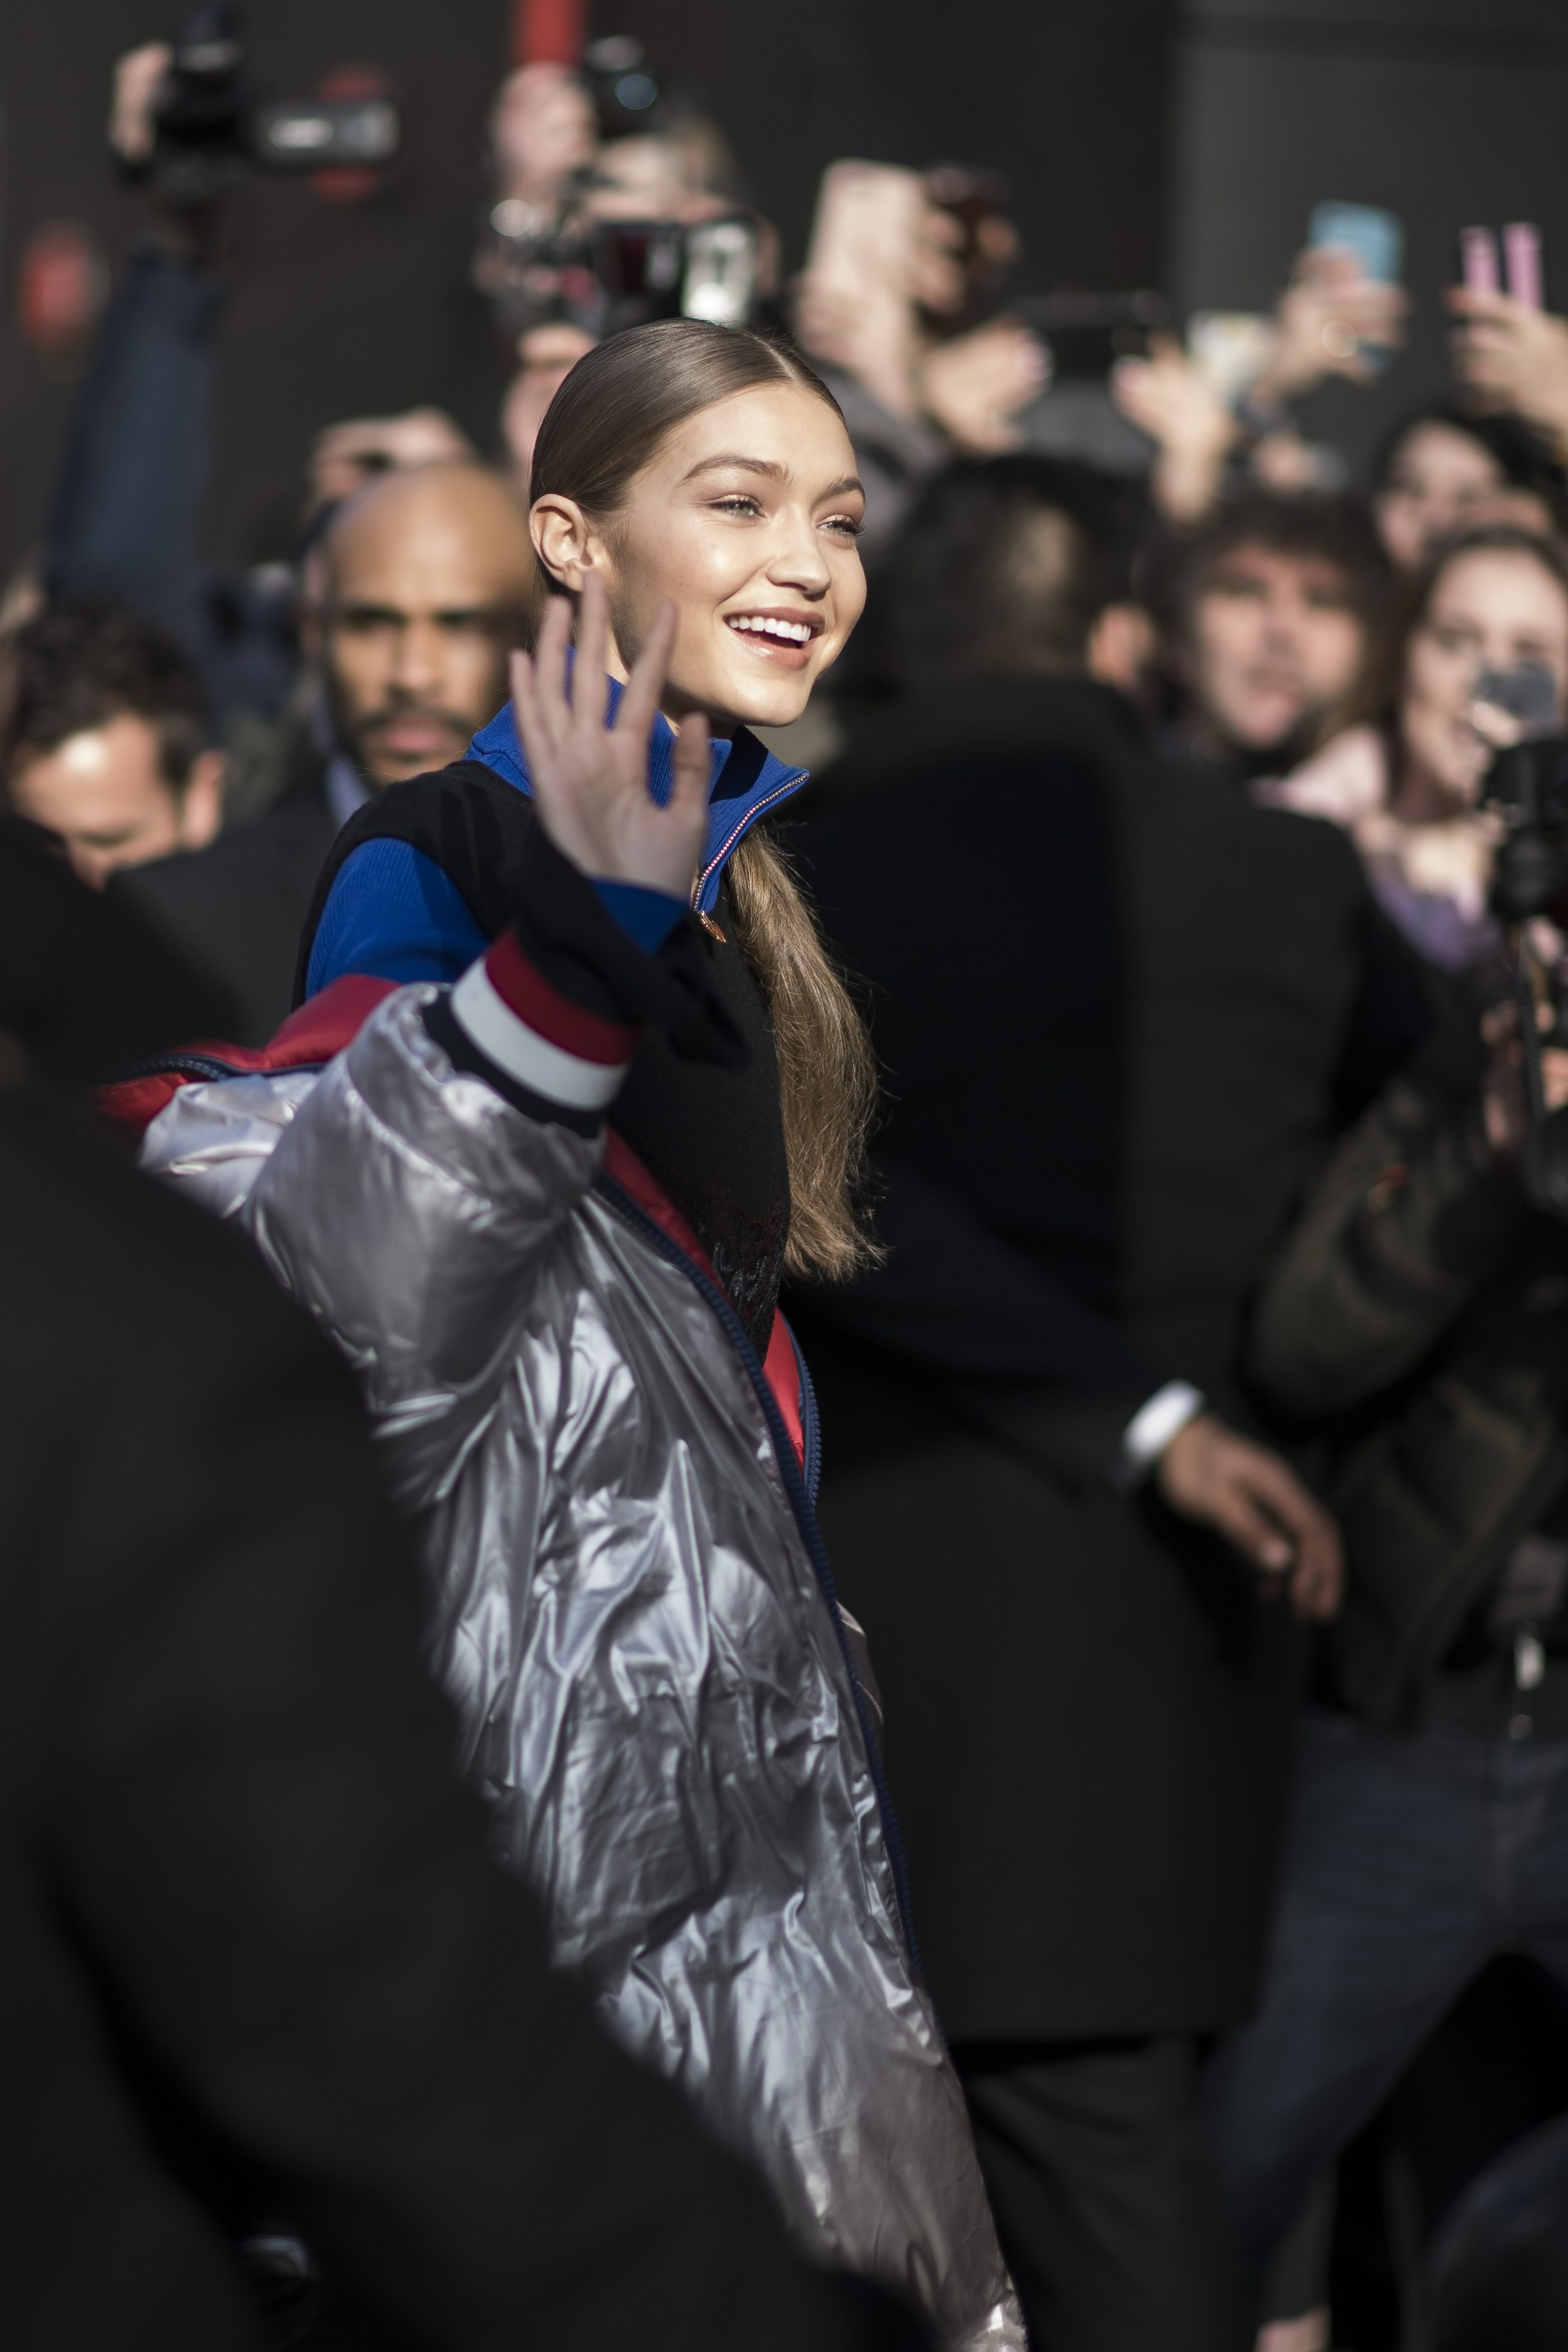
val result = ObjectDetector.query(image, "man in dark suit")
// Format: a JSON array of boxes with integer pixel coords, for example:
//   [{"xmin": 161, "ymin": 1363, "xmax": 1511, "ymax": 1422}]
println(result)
[
  {"xmin": 0, "ymin": 818, "xmax": 924, "ymax": 2352},
  {"xmin": 783, "ymin": 458, "xmax": 1428, "ymax": 2352},
  {"xmin": 109, "ymin": 463, "xmax": 538, "ymax": 1043}
]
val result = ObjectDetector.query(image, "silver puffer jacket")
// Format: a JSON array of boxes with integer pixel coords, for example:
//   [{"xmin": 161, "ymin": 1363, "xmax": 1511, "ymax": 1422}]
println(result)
[{"xmin": 143, "ymin": 986, "xmax": 1023, "ymax": 2350}]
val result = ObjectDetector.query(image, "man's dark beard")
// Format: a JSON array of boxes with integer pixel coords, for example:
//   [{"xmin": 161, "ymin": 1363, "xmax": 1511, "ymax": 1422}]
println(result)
[{"xmin": 325, "ymin": 672, "xmax": 481, "ymax": 780}]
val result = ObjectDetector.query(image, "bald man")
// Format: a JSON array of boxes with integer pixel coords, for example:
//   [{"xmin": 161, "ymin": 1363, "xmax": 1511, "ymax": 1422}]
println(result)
[
  {"xmin": 112, "ymin": 465, "xmax": 538, "ymax": 1042},
  {"xmin": 316, "ymin": 463, "xmax": 537, "ymax": 791}
]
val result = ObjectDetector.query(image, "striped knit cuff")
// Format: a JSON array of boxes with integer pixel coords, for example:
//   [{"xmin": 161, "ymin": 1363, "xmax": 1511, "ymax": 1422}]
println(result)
[{"xmin": 449, "ymin": 927, "xmax": 639, "ymax": 1115}]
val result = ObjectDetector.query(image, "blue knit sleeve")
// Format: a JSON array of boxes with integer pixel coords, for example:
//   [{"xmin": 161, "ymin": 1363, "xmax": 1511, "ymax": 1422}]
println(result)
[{"xmin": 305, "ymin": 840, "xmax": 490, "ymax": 997}]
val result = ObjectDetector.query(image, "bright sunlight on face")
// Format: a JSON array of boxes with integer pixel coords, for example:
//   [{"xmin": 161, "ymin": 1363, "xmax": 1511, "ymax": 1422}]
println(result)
[{"xmin": 543, "ymin": 382, "xmax": 867, "ymax": 734}]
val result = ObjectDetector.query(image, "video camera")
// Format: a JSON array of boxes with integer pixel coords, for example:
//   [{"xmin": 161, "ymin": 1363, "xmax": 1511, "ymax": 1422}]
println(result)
[
  {"xmin": 1480, "ymin": 661, "xmax": 1568, "ymax": 1218},
  {"xmin": 126, "ymin": 4, "xmax": 400, "ymax": 205}
]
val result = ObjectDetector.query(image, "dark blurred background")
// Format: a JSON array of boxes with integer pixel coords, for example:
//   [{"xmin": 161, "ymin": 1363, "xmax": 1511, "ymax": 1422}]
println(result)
[{"xmin": 5, "ymin": 0, "xmax": 1568, "ymax": 580}]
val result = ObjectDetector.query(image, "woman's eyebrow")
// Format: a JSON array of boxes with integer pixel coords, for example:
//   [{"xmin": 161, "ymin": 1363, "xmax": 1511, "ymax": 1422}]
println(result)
[
  {"xmin": 677, "ymin": 456, "xmax": 866, "ymax": 500},
  {"xmin": 680, "ymin": 454, "xmax": 786, "ymax": 483}
]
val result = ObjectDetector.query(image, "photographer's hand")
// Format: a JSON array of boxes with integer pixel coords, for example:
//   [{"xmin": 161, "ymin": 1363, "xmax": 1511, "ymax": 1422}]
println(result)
[
  {"xmin": 109, "ymin": 43, "xmax": 170, "ymax": 168},
  {"xmin": 1448, "ymin": 287, "xmax": 1568, "ymax": 462},
  {"xmin": 509, "ymin": 578, "xmax": 709, "ymax": 899},
  {"xmin": 1250, "ymin": 245, "xmax": 1409, "ymax": 407},
  {"xmin": 1156, "ymin": 1413, "xmax": 1344, "ymax": 1621},
  {"xmin": 108, "ymin": 42, "xmax": 225, "ymax": 268}
]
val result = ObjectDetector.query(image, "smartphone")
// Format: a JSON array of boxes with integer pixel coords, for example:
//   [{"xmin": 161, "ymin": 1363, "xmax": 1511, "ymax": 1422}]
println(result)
[
  {"xmin": 1460, "ymin": 226, "xmax": 1501, "ymax": 294},
  {"xmin": 1504, "ymin": 221, "xmax": 1544, "ymax": 308},
  {"xmin": 1308, "ymin": 201, "xmax": 1401, "ymax": 376},
  {"xmin": 1473, "ymin": 660, "xmax": 1561, "ymax": 739},
  {"xmin": 1309, "ymin": 200, "xmax": 1404, "ymax": 285}
]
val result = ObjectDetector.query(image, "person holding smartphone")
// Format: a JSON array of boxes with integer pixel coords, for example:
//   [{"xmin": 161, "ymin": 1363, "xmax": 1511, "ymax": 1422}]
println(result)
[
  {"xmin": 1260, "ymin": 526, "xmax": 1568, "ymax": 992},
  {"xmin": 1450, "ymin": 225, "xmax": 1568, "ymax": 471}
]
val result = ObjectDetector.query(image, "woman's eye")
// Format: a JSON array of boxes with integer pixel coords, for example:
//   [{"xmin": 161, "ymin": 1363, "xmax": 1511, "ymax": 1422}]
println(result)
[
  {"xmin": 712, "ymin": 497, "xmax": 762, "ymax": 518},
  {"xmin": 822, "ymin": 513, "xmax": 863, "ymax": 538}
]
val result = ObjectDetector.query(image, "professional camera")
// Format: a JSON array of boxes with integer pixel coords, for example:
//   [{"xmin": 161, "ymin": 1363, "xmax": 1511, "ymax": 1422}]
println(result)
[
  {"xmin": 1485, "ymin": 733, "xmax": 1568, "ymax": 925},
  {"xmin": 1480, "ymin": 664, "xmax": 1568, "ymax": 1218},
  {"xmin": 484, "ymin": 208, "xmax": 762, "ymax": 341},
  {"xmin": 126, "ymin": 4, "xmax": 400, "ymax": 205}
]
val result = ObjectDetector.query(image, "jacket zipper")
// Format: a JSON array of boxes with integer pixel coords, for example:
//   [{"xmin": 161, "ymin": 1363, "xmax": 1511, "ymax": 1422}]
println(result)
[
  {"xmin": 596, "ymin": 1170, "xmax": 922, "ymax": 1974},
  {"xmin": 694, "ymin": 771, "xmax": 806, "ymax": 910},
  {"xmin": 115, "ymin": 1050, "xmax": 265, "ymax": 1085}
]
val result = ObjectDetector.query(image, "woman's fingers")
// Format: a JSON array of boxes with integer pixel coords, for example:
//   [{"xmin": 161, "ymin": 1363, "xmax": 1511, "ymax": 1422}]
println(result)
[
  {"xmin": 667, "ymin": 708, "xmax": 712, "ymax": 881},
  {"xmin": 615, "ymin": 599, "xmax": 679, "ymax": 753},
  {"xmin": 573, "ymin": 574, "xmax": 613, "ymax": 734},
  {"xmin": 509, "ymin": 646, "xmax": 555, "ymax": 785},
  {"xmin": 532, "ymin": 593, "xmax": 574, "ymax": 734}
]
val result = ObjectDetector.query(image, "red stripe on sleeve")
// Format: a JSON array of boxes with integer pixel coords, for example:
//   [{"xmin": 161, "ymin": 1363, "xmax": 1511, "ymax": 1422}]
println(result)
[{"xmin": 484, "ymin": 930, "xmax": 639, "ymax": 1066}]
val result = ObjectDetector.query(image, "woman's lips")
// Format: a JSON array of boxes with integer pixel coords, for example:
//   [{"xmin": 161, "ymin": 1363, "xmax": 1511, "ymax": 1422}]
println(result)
[{"xmin": 724, "ymin": 613, "xmax": 821, "ymax": 672}]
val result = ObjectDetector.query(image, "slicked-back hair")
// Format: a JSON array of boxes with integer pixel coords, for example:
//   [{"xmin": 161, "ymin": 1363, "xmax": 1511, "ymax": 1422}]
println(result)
[
  {"xmin": 526, "ymin": 320, "xmax": 878, "ymax": 1281},
  {"xmin": 1, "ymin": 597, "xmax": 208, "ymax": 793},
  {"xmin": 529, "ymin": 317, "xmax": 842, "ymax": 537}
]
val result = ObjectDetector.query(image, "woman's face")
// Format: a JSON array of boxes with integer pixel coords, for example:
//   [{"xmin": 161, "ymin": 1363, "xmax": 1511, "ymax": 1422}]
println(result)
[
  {"xmin": 1375, "ymin": 422, "xmax": 1506, "ymax": 571},
  {"xmin": 534, "ymin": 381, "xmax": 867, "ymax": 731},
  {"xmin": 1399, "ymin": 547, "xmax": 1568, "ymax": 807}
]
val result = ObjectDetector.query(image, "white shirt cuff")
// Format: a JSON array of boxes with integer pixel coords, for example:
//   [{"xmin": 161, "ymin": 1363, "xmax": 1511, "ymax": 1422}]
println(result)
[{"xmin": 1119, "ymin": 1381, "xmax": 1206, "ymax": 1487}]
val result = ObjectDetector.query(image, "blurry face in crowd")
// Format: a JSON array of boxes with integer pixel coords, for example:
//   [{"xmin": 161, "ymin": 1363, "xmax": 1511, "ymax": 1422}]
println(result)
[
  {"xmin": 7, "ymin": 714, "xmax": 222, "ymax": 889},
  {"xmin": 1375, "ymin": 422, "xmax": 1510, "ymax": 571},
  {"xmin": 320, "ymin": 466, "xmax": 537, "ymax": 789},
  {"xmin": 532, "ymin": 382, "xmax": 867, "ymax": 732},
  {"xmin": 1185, "ymin": 543, "xmax": 1364, "ymax": 758},
  {"xmin": 1398, "ymin": 547, "xmax": 1568, "ymax": 813}
]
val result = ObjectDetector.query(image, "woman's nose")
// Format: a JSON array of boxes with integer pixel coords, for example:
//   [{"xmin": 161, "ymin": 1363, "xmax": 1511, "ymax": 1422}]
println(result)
[{"xmin": 767, "ymin": 514, "xmax": 832, "ymax": 592}]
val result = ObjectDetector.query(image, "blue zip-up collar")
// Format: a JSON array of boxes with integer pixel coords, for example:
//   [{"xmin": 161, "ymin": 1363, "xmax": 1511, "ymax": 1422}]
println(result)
[{"xmin": 467, "ymin": 678, "xmax": 808, "ymax": 916}]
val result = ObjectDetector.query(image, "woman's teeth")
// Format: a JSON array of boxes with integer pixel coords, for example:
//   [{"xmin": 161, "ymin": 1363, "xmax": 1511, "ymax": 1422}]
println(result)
[{"xmin": 727, "ymin": 615, "xmax": 814, "ymax": 644}]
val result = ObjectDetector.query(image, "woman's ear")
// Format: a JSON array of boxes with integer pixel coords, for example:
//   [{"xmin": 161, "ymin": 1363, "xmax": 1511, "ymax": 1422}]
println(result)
[{"xmin": 530, "ymin": 494, "xmax": 599, "ymax": 591}]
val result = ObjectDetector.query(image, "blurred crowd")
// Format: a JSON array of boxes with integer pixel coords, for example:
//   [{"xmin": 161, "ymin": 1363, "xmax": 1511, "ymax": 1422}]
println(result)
[{"xmin": 7, "ymin": 26, "xmax": 1568, "ymax": 2352}]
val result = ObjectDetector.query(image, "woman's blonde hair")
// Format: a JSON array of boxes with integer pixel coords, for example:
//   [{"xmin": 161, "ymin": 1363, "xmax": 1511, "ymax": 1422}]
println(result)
[{"xmin": 530, "ymin": 319, "xmax": 879, "ymax": 1278}]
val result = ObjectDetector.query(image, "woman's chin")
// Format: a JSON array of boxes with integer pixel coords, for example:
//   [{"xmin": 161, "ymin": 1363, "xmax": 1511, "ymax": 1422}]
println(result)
[{"xmin": 714, "ymin": 669, "xmax": 815, "ymax": 731}]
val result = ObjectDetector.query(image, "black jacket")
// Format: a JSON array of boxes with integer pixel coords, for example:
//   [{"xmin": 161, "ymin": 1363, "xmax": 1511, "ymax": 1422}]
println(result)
[
  {"xmin": 784, "ymin": 678, "xmax": 1429, "ymax": 2041},
  {"xmin": 112, "ymin": 762, "xmax": 336, "ymax": 1046},
  {"xmin": 1245, "ymin": 1016, "xmax": 1568, "ymax": 1729},
  {"xmin": 0, "ymin": 1092, "xmax": 921, "ymax": 2352}
]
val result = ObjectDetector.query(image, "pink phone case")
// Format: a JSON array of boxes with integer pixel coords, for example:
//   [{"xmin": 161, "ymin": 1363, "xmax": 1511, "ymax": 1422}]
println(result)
[
  {"xmin": 1504, "ymin": 221, "xmax": 1543, "ymax": 309},
  {"xmin": 1460, "ymin": 226, "xmax": 1500, "ymax": 294}
]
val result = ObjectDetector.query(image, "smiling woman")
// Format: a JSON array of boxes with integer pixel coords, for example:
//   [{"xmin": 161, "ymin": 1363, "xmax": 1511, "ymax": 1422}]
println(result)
[
  {"xmin": 302, "ymin": 321, "xmax": 878, "ymax": 1278},
  {"xmin": 527, "ymin": 326, "xmax": 866, "ymax": 734},
  {"xmin": 140, "ymin": 320, "xmax": 1025, "ymax": 2348}
]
